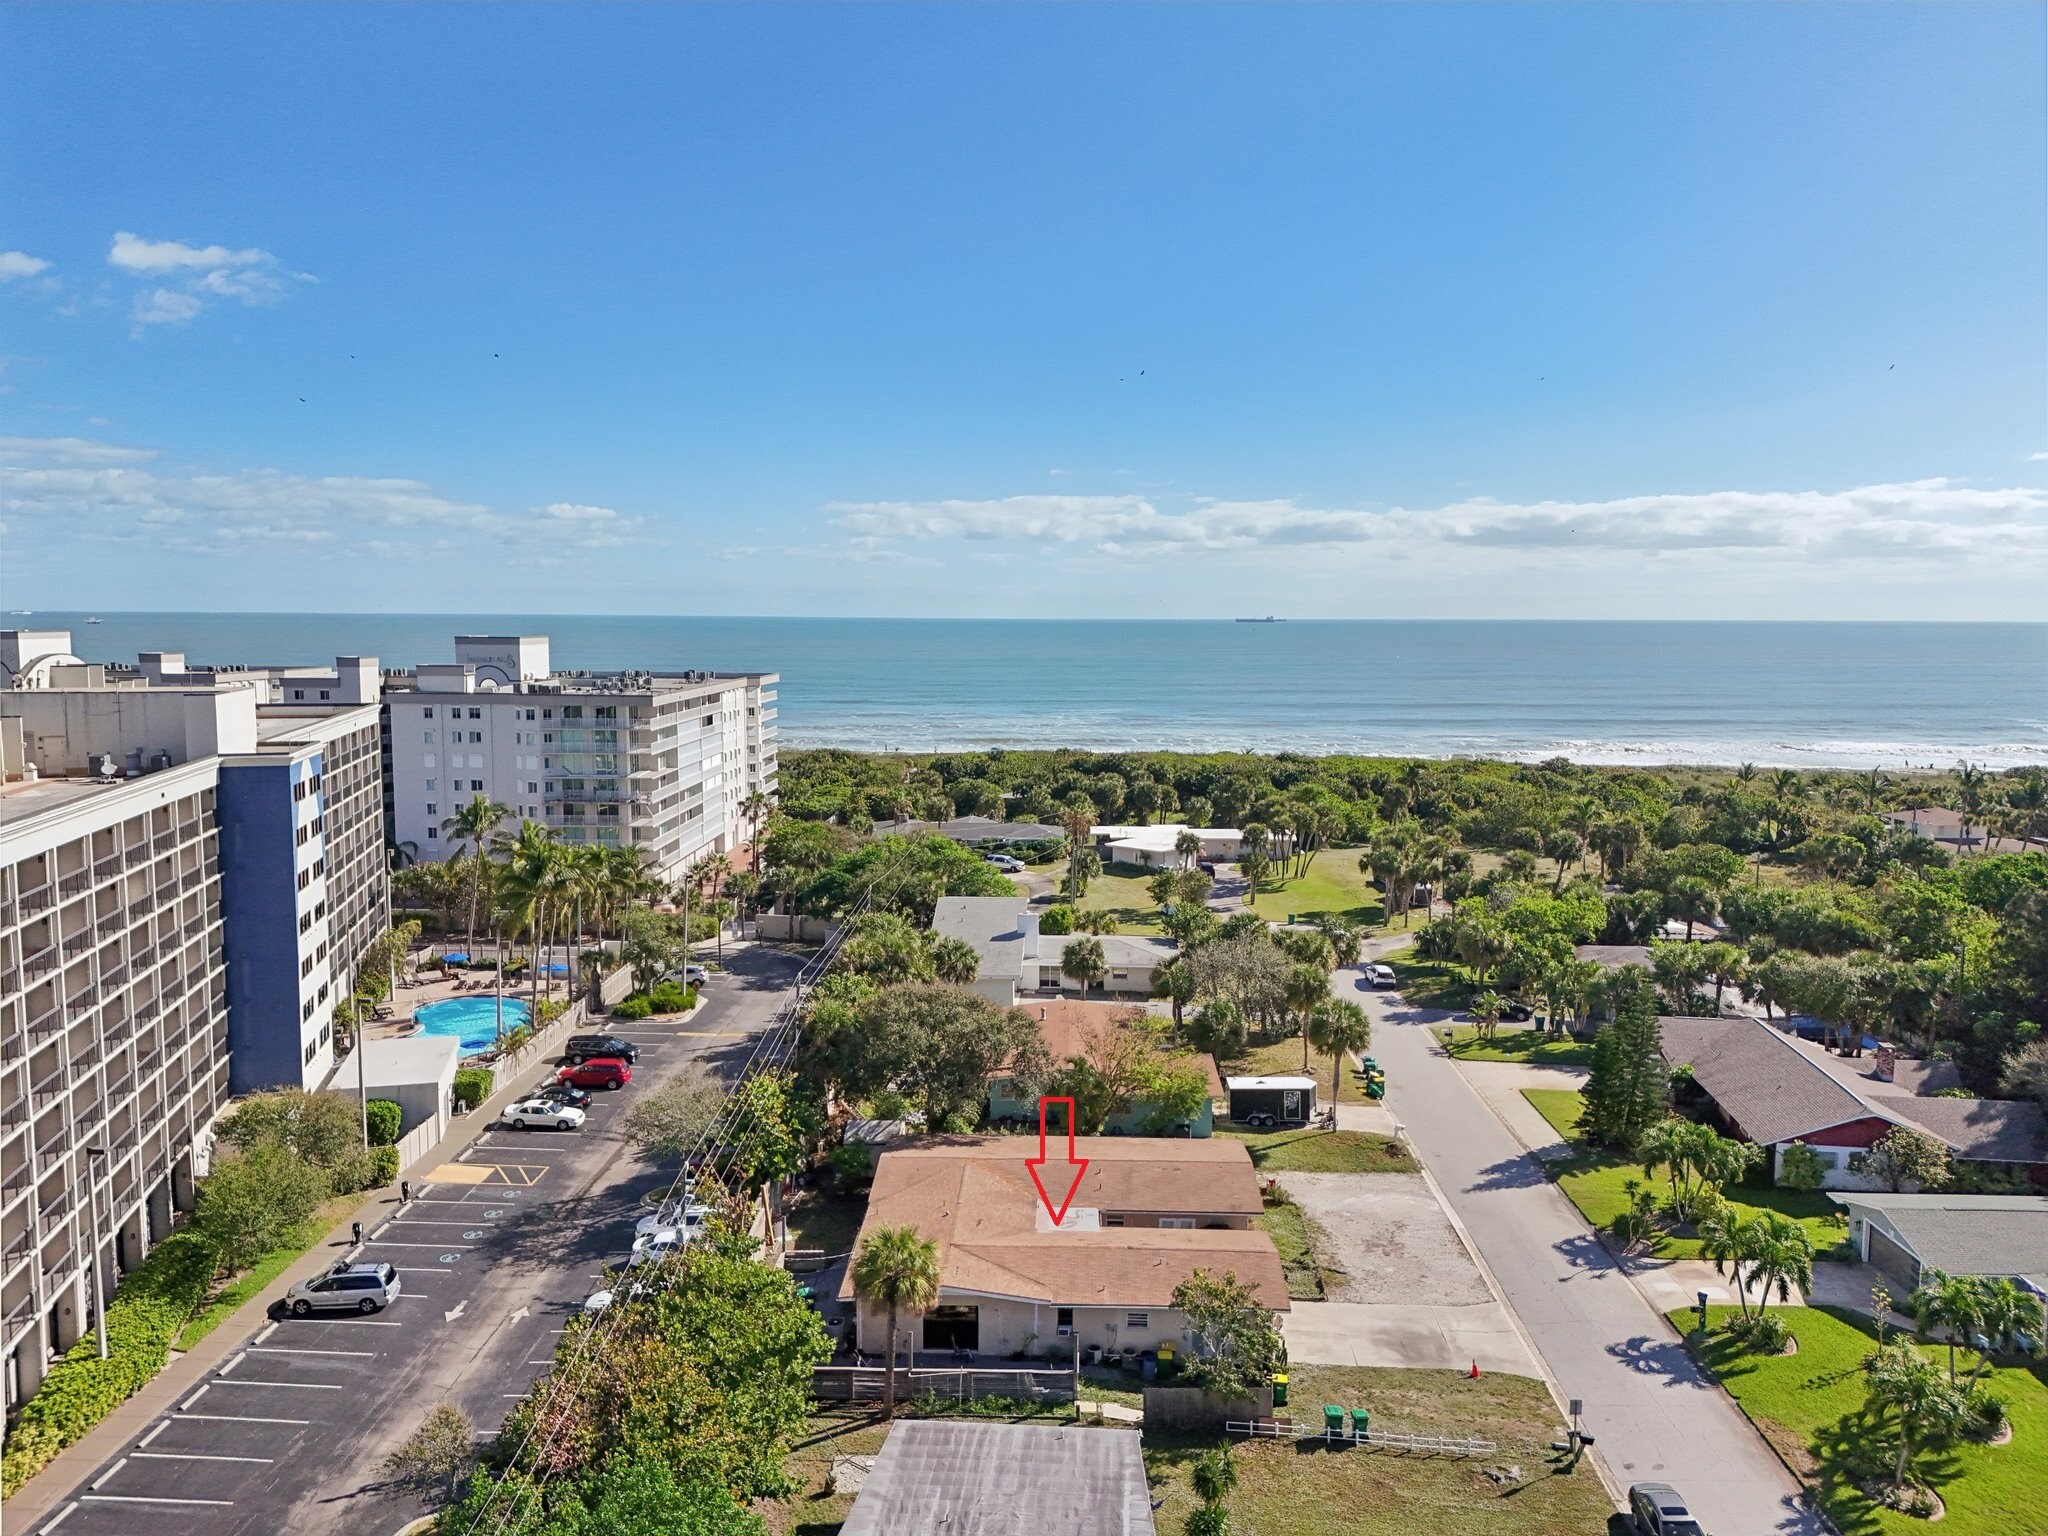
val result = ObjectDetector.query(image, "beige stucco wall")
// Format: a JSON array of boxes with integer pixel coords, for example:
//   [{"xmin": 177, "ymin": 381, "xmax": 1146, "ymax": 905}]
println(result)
[{"xmin": 854, "ymin": 1293, "xmax": 1196, "ymax": 1360}]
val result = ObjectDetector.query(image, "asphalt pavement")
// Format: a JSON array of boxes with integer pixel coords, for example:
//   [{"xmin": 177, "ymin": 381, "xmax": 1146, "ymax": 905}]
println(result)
[
  {"xmin": 25, "ymin": 944, "xmax": 809, "ymax": 1536},
  {"xmin": 1342, "ymin": 947, "xmax": 1831, "ymax": 1536}
]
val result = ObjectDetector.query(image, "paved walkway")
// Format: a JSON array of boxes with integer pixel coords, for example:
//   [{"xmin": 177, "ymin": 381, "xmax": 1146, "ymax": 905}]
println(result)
[
  {"xmin": 1284, "ymin": 1299, "xmax": 1538, "ymax": 1375},
  {"xmin": 1340, "ymin": 962, "xmax": 1828, "ymax": 1536}
]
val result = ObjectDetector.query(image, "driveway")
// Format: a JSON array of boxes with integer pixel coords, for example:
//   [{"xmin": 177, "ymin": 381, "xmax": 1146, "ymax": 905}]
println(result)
[
  {"xmin": 1276, "ymin": 1171, "xmax": 1538, "ymax": 1377},
  {"xmin": 1340, "ymin": 963, "xmax": 1829, "ymax": 1536}
]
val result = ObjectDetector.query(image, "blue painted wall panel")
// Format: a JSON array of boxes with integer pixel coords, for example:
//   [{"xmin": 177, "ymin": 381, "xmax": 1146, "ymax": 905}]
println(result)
[{"xmin": 217, "ymin": 756, "xmax": 312, "ymax": 1093}]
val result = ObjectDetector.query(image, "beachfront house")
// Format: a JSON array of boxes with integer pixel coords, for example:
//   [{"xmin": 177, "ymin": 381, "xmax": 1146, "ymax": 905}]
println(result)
[
  {"xmin": 840, "ymin": 1135, "xmax": 1284, "ymax": 1360},
  {"xmin": 1089, "ymin": 823, "xmax": 1243, "ymax": 870}
]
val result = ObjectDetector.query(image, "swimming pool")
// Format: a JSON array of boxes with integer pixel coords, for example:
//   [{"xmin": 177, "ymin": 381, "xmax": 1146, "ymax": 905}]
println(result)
[{"xmin": 414, "ymin": 995, "xmax": 532, "ymax": 1055}]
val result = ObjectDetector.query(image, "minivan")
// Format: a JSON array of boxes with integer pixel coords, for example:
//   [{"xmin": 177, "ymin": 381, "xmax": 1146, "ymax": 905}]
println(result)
[{"xmin": 286, "ymin": 1261, "xmax": 401, "ymax": 1317}]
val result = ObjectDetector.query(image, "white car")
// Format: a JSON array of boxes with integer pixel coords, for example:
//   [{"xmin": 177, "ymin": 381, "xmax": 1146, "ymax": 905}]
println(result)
[
  {"xmin": 984, "ymin": 853, "xmax": 1024, "ymax": 872},
  {"xmin": 1364, "ymin": 963, "xmax": 1397, "ymax": 989},
  {"xmin": 635, "ymin": 1201, "xmax": 712, "ymax": 1241},
  {"xmin": 503, "ymin": 1096, "xmax": 585, "ymax": 1131},
  {"xmin": 628, "ymin": 1226, "xmax": 697, "ymax": 1268}
]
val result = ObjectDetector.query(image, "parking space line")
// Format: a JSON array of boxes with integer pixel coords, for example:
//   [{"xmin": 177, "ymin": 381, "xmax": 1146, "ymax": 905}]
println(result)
[
  {"xmin": 80, "ymin": 1494, "xmax": 235, "ymax": 1507},
  {"xmin": 209, "ymin": 1379, "xmax": 346, "ymax": 1390},
  {"xmin": 367, "ymin": 1241, "xmax": 471, "ymax": 1250},
  {"xmin": 181, "ymin": 1385, "xmax": 211, "ymax": 1411},
  {"xmin": 39, "ymin": 1503, "xmax": 78, "ymax": 1531},
  {"xmin": 137, "ymin": 1420, "xmax": 168, "ymax": 1448},
  {"xmin": 88, "ymin": 1456, "xmax": 126, "ymax": 1489},
  {"xmin": 254, "ymin": 1322, "xmax": 278, "ymax": 1345},
  {"xmin": 133, "ymin": 1449, "xmax": 276, "ymax": 1464},
  {"xmin": 218, "ymin": 1352, "xmax": 243, "ymax": 1375},
  {"xmin": 175, "ymin": 1413, "xmax": 311, "ymax": 1425},
  {"xmin": 248, "ymin": 1346, "xmax": 377, "ymax": 1357}
]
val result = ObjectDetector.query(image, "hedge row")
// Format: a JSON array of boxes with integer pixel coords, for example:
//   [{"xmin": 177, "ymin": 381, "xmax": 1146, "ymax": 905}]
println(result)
[
  {"xmin": 611, "ymin": 981, "xmax": 697, "ymax": 1020},
  {"xmin": 0, "ymin": 1231, "xmax": 213, "ymax": 1496}
]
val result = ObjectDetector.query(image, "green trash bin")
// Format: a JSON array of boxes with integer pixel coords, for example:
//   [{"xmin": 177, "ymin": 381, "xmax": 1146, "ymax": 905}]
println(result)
[
  {"xmin": 1323, "ymin": 1405, "xmax": 1345, "ymax": 1439},
  {"xmin": 1350, "ymin": 1407, "xmax": 1371, "ymax": 1441},
  {"xmin": 1272, "ymin": 1372, "xmax": 1288, "ymax": 1408}
]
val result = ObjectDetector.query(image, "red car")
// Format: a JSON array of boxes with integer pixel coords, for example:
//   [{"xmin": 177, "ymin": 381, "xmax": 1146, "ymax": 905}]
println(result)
[{"xmin": 556, "ymin": 1057, "xmax": 631, "ymax": 1090}]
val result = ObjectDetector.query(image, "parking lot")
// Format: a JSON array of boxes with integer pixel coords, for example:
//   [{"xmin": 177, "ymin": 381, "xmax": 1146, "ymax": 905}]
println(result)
[{"xmin": 29, "ymin": 945, "xmax": 808, "ymax": 1536}]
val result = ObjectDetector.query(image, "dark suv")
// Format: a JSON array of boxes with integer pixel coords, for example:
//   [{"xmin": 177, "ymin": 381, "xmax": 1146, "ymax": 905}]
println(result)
[{"xmin": 564, "ymin": 1034, "xmax": 640, "ymax": 1065}]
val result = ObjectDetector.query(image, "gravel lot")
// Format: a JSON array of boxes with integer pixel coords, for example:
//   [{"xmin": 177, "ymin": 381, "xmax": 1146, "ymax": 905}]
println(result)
[{"xmin": 1277, "ymin": 1171, "xmax": 1493, "ymax": 1305}]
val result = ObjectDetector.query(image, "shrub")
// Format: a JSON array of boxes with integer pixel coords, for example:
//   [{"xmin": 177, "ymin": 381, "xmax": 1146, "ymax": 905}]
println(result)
[
  {"xmin": 366, "ymin": 1145, "xmax": 402, "ymax": 1187},
  {"xmin": 382, "ymin": 1402, "xmax": 476, "ymax": 1507},
  {"xmin": 365, "ymin": 1098, "xmax": 404, "ymax": 1147},
  {"xmin": 1038, "ymin": 904, "xmax": 1076, "ymax": 935},
  {"xmin": 1727, "ymin": 1311, "xmax": 1790, "ymax": 1356},
  {"xmin": 647, "ymin": 980, "xmax": 692, "ymax": 1014},
  {"xmin": 828, "ymin": 1140, "xmax": 874, "ymax": 1190},
  {"xmin": 452, "ymin": 1066, "xmax": 494, "ymax": 1111},
  {"xmin": 0, "ymin": 1231, "xmax": 212, "ymax": 1496},
  {"xmin": 612, "ymin": 994, "xmax": 654, "ymax": 1020},
  {"xmin": 189, "ymin": 1142, "xmax": 331, "ymax": 1279},
  {"xmin": 1968, "ymin": 1387, "xmax": 2009, "ymax": 1437},
  {"xmin": 1776, "ymin": 1141, "xmax": 1829, "ymax": 1192}
]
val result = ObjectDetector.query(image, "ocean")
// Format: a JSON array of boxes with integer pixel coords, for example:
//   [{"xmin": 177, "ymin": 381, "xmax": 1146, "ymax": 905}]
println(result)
[{"xmin": 19, "ymin": 613, "xmax": 2048, "ymax": 769}]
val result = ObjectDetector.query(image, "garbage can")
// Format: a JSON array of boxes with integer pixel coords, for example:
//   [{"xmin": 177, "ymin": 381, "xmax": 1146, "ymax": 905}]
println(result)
[
  {"xmin": 1272, "ymin": 1372, "xmax": 1288, "ymax": 1408},
  {"xmin": 1322, "ymin": 1404, "xmax": 1346, "ymax": 1439},
  {"xmin": 1350, "ymin": 1407, "xmax": 1370, "ymax": 1441}
]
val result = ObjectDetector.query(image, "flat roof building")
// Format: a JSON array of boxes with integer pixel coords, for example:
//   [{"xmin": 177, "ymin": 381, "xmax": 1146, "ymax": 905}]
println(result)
[
  {"xmin": 841, "ymin": 1421, "xmax": 1155, "ymax": 1536},
  {"xmin": 931, "ymin": 898, "xmax": 1179, "ymax": 1007}
]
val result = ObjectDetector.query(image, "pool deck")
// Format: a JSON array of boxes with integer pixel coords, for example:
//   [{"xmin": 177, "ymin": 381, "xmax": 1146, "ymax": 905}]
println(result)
[{"xmin": 364, "ymin": 957, "xmax": 571, "ymax": 1045}]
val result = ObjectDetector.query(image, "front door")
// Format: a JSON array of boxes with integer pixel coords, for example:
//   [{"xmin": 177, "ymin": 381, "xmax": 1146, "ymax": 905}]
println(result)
[{"xmin": 922, "ymin": 1304, "xmax": 980, "ymax": 1351}]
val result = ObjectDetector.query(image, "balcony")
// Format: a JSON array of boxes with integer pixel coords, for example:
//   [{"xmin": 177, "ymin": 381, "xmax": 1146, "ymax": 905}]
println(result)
[
  {"xmin": 93, "ymin": 853, "xmax": 123, "ymax": 881},
  {"xmin": 0, "ymin": 1096, "xmax": 26, "ymax": 1127},
  {"xmin": 61, "ymin": 930, "xmax": 93, "ymax": 957},
  {"xmin": 26, "ymin": 1004, "xmax": 62, "ymax": 1041},
  {"xmin": 30, "ymin": 1069, "xmax": 67, "ymax": 1108},
  {"xmin": 34, "ymin": 1125, "xmax": 68, "ymax": 1162},
  {"xmin": 19, "ymin": 884, "xmax": 53, "ymax": 915},
  {"xmin": 23, "ymin": 943, "xmax": 57, "ymax": 980},
  {"xmin": 0, "ymin": 901, "xmax": 15, "ymax": 929},
  {"xmin": 100, "ymin": 960, "xmax": 130, "ymax": 990},
  {"xmin": 57, "ymin": 870, "xmax": 90, "ymax": 898},
  {"xmin": 124, "ymin": 844, "xmax": 150, "ymax": 868},
  {"xmin": 152, "ymin": 830, "xmax": 177, "ymax": 855}
]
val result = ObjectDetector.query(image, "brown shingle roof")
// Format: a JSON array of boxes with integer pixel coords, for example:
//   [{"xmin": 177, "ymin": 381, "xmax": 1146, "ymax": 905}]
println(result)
[
  {"xmin": 1870, "ymin": 1095, "xmax": 2048, "ymax": 1165},
  {"xmin": 1016, "ymin": 1000, "xmax": 1226, "ymax": 1098},
  {"xmin": 1658, "ymin": 1015, "xmax": 1881, "ymax": 1146},
  {"xmin": 839, "ymin": 1135, "xmax": 1286, "ymax": 1311}
]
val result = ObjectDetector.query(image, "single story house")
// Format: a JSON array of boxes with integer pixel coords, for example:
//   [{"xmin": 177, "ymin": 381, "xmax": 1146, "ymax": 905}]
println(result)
[
  {"xmin": 989, "ymin": 1000, "xmax": 1222, "ymax": 1137},
  {"xmin": 931, "ymin": 898, "xmax": 1179, "ymax": 1006},
  {"xmin": 874, "ymin": 815, "xmax": 1063, "ymax": 845},
  {"xmin": 1089, "ymin": 823, "xmax": 1243, "ymax": 869},
  {"xmin": 1658, "ymin": 1015, "xmax": 2048, "ymax": 1189},
  {"xmin": 839, "ymin": 1134, "xmax": 1285, "ymax": 1359},
  {"xmin": 1830, "ymin": 1193, "xmax": 2048, "ymax": 1299},
  {"xmin": 1880, "ymin": 806, "xmax": 2008, "ymax": 854},
  {"xmin": 841, "ymin": 1420, "xmax": 1154, "ymax": 1536}
]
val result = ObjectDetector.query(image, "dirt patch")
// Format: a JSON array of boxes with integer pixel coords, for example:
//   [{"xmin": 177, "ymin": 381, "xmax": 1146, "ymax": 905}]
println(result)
[{"xmin": 1276, "ymin": 1172, "xmax": 1491, "ymax": 1305}]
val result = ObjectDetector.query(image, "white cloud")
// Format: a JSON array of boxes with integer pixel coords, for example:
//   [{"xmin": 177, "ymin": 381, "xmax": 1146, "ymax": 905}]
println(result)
[
  {"xmin": 2030, "ymin": 452, "xmax": 2048, "ymax": 462},
  {"xmin": 108, "ymin": 232, "xmax": 269, "ymax": 274},
  {"xmin": 0, "ymin": 435, "xmax": 648, "ymax": 560},
  {"xmin": 0, "ymin": 251, "xmax": 52, "ymax": 281},
  {"xmin": 829, "ymin": 480, "xmax": 2048, "ymax": 565},
  {"xmin": 108, "ymin": 231, "xmax": 308, "ymax": 332}
]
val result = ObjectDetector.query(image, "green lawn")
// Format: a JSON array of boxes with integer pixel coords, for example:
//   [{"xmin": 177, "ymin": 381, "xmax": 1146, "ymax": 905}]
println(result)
[
  {"xmin": 1255, "ymin": 1192, "xmax": 1328, "ymax": 1300},
  {"xmin": 1040, "ymin": 861, "xmax": 1168, "ymax": 934},
  {"xmin": 1523, "ymin": 1089, "xmax": 1843, "ymax": 1260},
  {"xmin": 1217, "ymin": 1127, "xmax": 1417, "ymax": 1175},
  {"xmin": 1383, "ymin": 953, "xmax": 1478, "ymax": 1011},
  {"xmin": 1144, "ymin": 1365, "xmax": 1611, "ymax": 1536},
  {"xmin": 175, "ymin": 1194, "xmax": 361, "ymax": 1350},
  {"xmin": 1250, "ymin": 850, "xmax": 1386, "ymax": 929},
  {"xmin": 783, "ymin": 1185, "xmax": 866, "ymax": 1259},
  {"xmin": 1230, "ymin": 1037, "xmax": 1368, "ymax": 1104},
  {"xmin": 1442, "ymin": 1027, "xmax": 1594, "ymax": 1066},
  {"xmin": 1676, "ymin": 1304, "xmax": 2048, "ymax": 1536}
]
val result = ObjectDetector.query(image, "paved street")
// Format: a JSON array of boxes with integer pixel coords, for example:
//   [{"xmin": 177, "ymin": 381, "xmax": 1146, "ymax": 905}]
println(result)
[
  {"xmin": 1341, "ymin": 952, "xmax": 1829, "ymax": 1536},
  {"xmin": 22, "ymin": 945, "xmax": 810, "ymax": 1536}
]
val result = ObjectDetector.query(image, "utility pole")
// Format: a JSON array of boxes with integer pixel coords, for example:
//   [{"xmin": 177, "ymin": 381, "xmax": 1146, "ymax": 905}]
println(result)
[{"xmin": 85, "ymin": 1147, "xmax": 109, "ymax": 1361}]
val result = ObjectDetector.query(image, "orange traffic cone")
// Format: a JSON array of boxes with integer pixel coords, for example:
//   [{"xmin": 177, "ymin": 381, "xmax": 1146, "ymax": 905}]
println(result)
[{"xmin": 1469, "ymin": 1360, "xmax": 1481, "ymax": 1379}]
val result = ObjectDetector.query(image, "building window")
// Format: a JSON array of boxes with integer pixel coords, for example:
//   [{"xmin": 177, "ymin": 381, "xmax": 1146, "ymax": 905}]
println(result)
[
  {"xmin": 423, "ymin": 707, "xmax": 434, "ymax": 718},
  {"xmin": 424, "ymin": 754, "xmax": 436, "ymax": 768},
  {"xmin": 292, "ymin": 689, "xmax": 304, "ymax": 700},
  {"xmin": 1159, "ymin": 1217, "xmax": 1195, "ymax": 1230},
  {"xmin": 423, "ymin": 730, "xmax": 435, "ymax": 744},
  {"xmin": 467, "ymin": 708, "xmax": 481, "ymax": 719},
  {"xmin": 319, "ymin": 690, "xmax": 330, "ymax": 701},
  {"xmin": 301, "ymin": 956, "xmax": 315, "ymax": 978},
  {"xmin": 302, "ymin": 998, "xmax": 316, "ymax": 1022},
  {"xmin": 426, "ymin": 828, "xmax": 438, "ymax": 841},
  {"xmin": 1125, "ymin": 1312, "xmax": 1150, "ymax": 1330},
  {"xmin": 425, "ymin": 778, "xmax": 437, "ymax": 792},
  {"xmin": 526, "ymin": 781, "xmax": 538, "ymax": 794},
  {"xmin": 468, "ymin": 731, "xmax": 482, "ymax": 744},
  {"xmin": 425, "ymin": 803, "xmax": 437, "ymax": 817},
  {"xmin": 1104, "ymin": 1214, "xmax": 1126, "ymax": 1228},
  {"xmin": 1056, "ymin": 1307, "xmax": 1074, "ymax": 1336}
]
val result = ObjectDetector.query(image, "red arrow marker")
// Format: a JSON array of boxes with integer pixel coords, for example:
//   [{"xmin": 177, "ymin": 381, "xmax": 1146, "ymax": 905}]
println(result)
[{"xmin": 1026, "ymin": 1096, "xmax": 1089, "ymax": 1226}]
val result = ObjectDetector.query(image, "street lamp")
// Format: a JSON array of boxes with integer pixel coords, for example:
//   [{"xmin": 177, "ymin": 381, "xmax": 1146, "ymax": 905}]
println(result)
[{"xmin": 84, "ymin": 1147, "xmax": 109, "ymax": 1362}]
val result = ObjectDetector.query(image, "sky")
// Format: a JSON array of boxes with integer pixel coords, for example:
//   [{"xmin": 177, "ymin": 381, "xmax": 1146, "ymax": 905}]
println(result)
[{"xmin": 1, "ymin": 1, "xmax": 2044, "ymax": 620}]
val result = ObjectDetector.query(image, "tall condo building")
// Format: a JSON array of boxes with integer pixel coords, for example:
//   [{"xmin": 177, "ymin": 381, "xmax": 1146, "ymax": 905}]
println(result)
[
  {"xmin": 381, "ymin": 635, "xmax": 777, "ymax": 876},
  {"xmin": 0, "ymin": 641, "xmax": 394, "ymax": 1408}
]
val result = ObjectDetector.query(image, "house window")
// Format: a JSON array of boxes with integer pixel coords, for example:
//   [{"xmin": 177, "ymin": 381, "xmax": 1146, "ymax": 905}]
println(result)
[
  {"xmin": 1111, "ymin": 970, "xmax": 1128, "ymax": 980},
  {"xmin": 292, "ymin": 689, "xmax": 304, "ymax": 700},
  {"xmin": 1056, "ymin": 1307, "xmax": 1074, "ymax": 1336},
  {"xmin": 426, "ymin": 828, "xmax": 438, "ymax": 841},
  {"xmin": 468, "ymin": 708, "xmax": 481, "ymax": 720},
  {"xmin": 1125, "ymin": 1312, "xmax": 1150, "ymax": 1330},
  {"xmin": 319, "ymin": 690, "xmax": 329, "ymax": 700},
  {"xmin": 1159, "ymin": 1217, "xmax": 1195, "ymax": 1230},
  {"xmin": 1103, "ymin": 1214, "xmax": 1126, "ymax": 1228},
  {"xmin": 425, "ymin": 804, "xmax": 438, "ymax": 817},
  {"xmin": 423, "ymin": 707, "xmax": 434, "ymax": 719},
  {"xmin": 424, "ymin": 730, "xmax": 436, "ymax": 745}
]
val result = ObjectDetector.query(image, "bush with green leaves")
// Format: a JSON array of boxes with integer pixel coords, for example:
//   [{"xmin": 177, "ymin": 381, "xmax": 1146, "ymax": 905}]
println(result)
[
  {"xmin": 827, "ymin": 1140, "xmax": 874, "ymax": 1189},
  {"xmin": 647, "ymin": 980, "xmax": 693, "ymax": 1014},
  {"xmin": 365, "ymin": 1098, "xmax": 404, "ymax": 1147},
  {"xmin": 611, "ymin": 994, "xmax": 654, "ymax": 1020},
  {"xmin": 0, "ymin": 1231, "xmax": 212, "ymax": 1496},
  {"xmin": 452, "ymin": 1065, "xmax": 494, "ymax": 1110},
  {"xmin": 1037, "ymin": 903, "xmax": 1076, "ymax": 935},
  {"xmin": 1727, "ymin": 1310, "xmax": 1790, "ymax": 1356},
  {"xmin": 190, "ymin": 1141, "xmax": 332, "ymax": 1280},
  {"xmin": 1775, "ymin": 1140, "xmax": 1829, "ymax": 1192}
]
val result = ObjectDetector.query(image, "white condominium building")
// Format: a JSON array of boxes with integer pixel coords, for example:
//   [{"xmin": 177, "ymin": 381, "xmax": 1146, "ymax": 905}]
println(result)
[{"xmin": 381, "ymin": 635, "xmax": 777, "ymax": 876}]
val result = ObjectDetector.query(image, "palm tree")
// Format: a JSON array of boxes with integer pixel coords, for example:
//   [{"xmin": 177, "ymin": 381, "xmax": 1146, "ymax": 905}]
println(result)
[
  {"xmin": 724, "ymin": 870, "xmax": 761, "ymax": 934},
  {"xmin": 1912, "ymin": 1271, "xmax": 1987, "ymax": 1384},
  {"xmin": 1864, "ymin": 1341, "xmax": 1972, "ymax": 1493},
  {"xmin": 1152, "ymin": 958, "xmax": 1199, "ymax": 1036},
  {"xmin": 1284, "ymin": 963, "xmax": 1328, "ymax": 1071},
  {"xmin": 1697, "ymin": 1206, "xmax": 1758, "ymax": 1320},
  {"xmin": 1060, "ymin": 800, "xmax": 1096, "ymax": 901},
  {"xmin": 1061, "ymin": 937, "xmax": 1106, "ymax": 997},
  {"xmin": 1735, "ymin": 762, "xmax": 1758, "ymax": 788},
  {"xmin": 1859, "ymin": 767, "xmax": 1891, "ymax": 813},
  {"xmin": 1175, "ymin": 829, "xmax": 1204, "ymax": 870},
  {"xmin": 1308, "ymin": 998, "xmax": 1371, "ymax": 1106},
  {"xmin": 1190, "ymin": 1446, "xmax": 1238, "ymax": 1507},
  {"xmin": 739, "ymin": 789, "xmax": 773, "ymax": 871},
  {"xmin": 1953, "ymin": 761, "xmax": 1987, "ymax": 854},
  {"xmin": 930, "ymin": 935, "xmax": 980, "ymax": 984},
  {"xmin": 1469, "ymin": 990, "xmax": 1503, "ymax": 1042},
  {"xmin": 1968, "ymin": 1278, "xmax": 2045, "ymax": 1384},
  {"xmin": 1317, "ymin": 921, "xmax": 1361, "ymax": 971},
  {"xmin": 850, "ymin": 1224, "xmax": 942, "ymax": 1418},
  {"xmin": 2006, "ymin": 770, "xmax": 2047, "ymax": 851},
  {"xmin": 444, "ymin": 794, "xmax": 512, "ymax": 960},
  {"xmin": 1740, "ymin": 1212, "xmax": 1814, "ymax": 1316}
]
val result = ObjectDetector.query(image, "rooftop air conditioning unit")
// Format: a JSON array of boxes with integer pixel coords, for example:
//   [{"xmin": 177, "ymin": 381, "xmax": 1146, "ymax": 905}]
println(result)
[{"xmin": 150, "ymin": 750, "xmax": 174, "ymax": 772}]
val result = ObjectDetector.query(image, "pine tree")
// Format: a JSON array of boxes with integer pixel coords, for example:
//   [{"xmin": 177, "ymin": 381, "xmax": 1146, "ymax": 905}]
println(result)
[{"xmin": 1579, "ymin": 968, "xmax": 1667, "ymax": 1151}]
